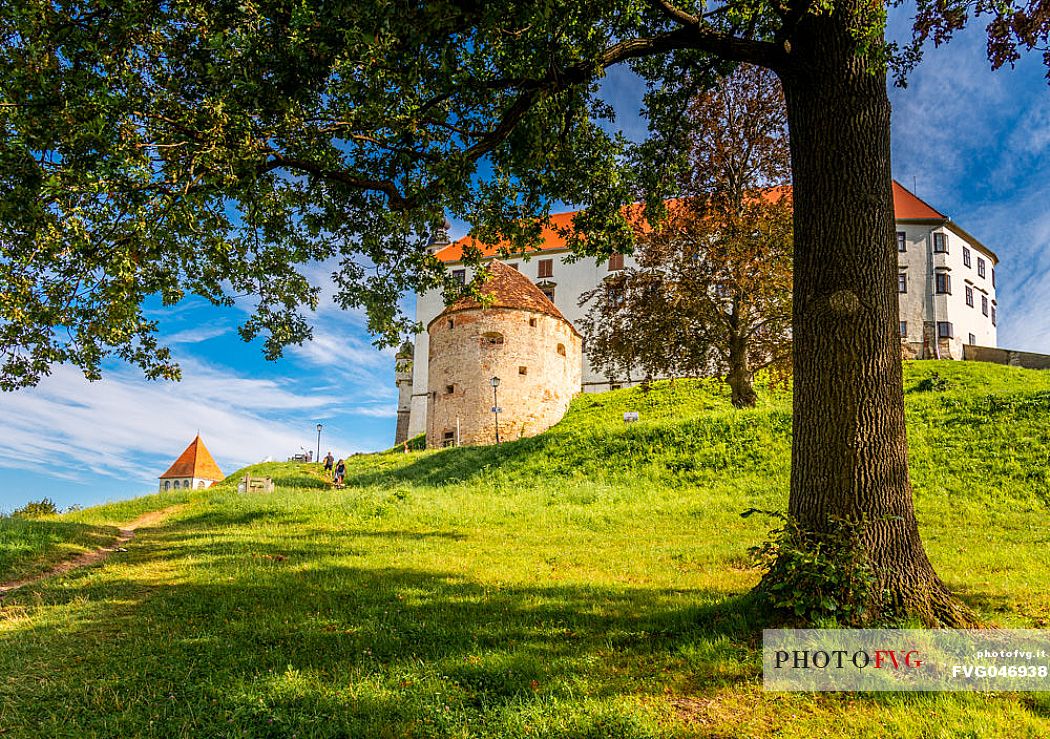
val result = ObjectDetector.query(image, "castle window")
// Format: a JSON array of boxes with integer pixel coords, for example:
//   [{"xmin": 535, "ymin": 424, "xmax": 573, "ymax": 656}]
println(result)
[
  {"xmin": 933, "ymin": 233, "xmax": 948, "ymax": 253},
  {"xmin": 992, "ymin": 268, "xmax": 996, "ymax": 287},
  {"xmin": 540, "ymin": 285, "xmax": 555, "ymax": 302},
  {"xmin": 992, "ymin": 305, "xmax": 997, "ymax": 326},
  {"xmin": 898, "ymin": 273, "xmax": 907, "ymax": 293},
  {"xmin": 608, "ymin": 253, "xmax": 625, "ymax": 271},
  {"xmin": 937, "ymin": 321, "xmax": 953, "ymax": 339},
  {"xmin": 519, "ymin": 366, "xmax": 528, "ymax": 375},
  {"xmin": 935, "ymin": 272, "xmax": 951, "ymax": 294},
  {"xmin": 445, "ymin": 384, "xmax": 455, "ymax": 395},
  {"xmin": 982, "ymin": 295, "xmax": 988, "ymax": 316},
  {"xmin": 963, "ymin": 246, "xmax": 971, "ymax": 267},
  {"xmin": 442, "ymin": 430, "xmax": 455, "ymax": 448},
  {"xmin": 556, "ymin": 343, "xmax": 566, "ymax": 356},
  {"xmin": 447, "ymin": 319, "xmax": 454, "ymax": 329},
  {"xmin": 164, "ymin": 480, "xmax": 170, "ymax": 491},
  {"xmin": 896, "ymin": 232, "xmax": 906, "ymax": 252},
  {"xmin": 529, "ymin": 317, "xmax": 537, "ymax": 327},
  {"xmin": 899, "ymin": 321, "xmax": 907, "ymax": 337},
  {"xmin": 481, "ymin": 331, "xmax": 504, "ymax": 346},
  {"xmin": 538, "ymin": 258, "xmax": 554, "ymax": 278},
  {"xmin": 965, "ymin": 285, "xmax": 974, "ymax": 307},
  {"xmin": 969, "ymin": 333, "xmax": 976, "ymax": 345},
  {"xmin": 452, "ymin": 269, "xmax": 466, "ymax": 284},
  {"xmin": 977, "ymin": 257, "xmax": 986, "ymax": 278}
]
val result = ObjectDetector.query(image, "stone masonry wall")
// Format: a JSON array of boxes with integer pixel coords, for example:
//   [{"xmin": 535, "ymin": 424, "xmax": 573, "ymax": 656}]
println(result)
[{"xmin": 426, "ymin": 307, "xmax": 582, "ymax": 448}]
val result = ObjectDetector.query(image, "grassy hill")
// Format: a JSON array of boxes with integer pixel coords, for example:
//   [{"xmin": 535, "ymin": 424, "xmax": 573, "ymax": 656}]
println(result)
[{"xmin": 1, "ymin": 361, "xmax": 1048, "ymax": 737}]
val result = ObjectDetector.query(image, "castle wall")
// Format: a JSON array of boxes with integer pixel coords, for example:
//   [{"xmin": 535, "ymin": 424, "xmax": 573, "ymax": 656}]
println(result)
[{"xmin": 426, "ymin": 307, "xmax": 582, "ymax": 448}]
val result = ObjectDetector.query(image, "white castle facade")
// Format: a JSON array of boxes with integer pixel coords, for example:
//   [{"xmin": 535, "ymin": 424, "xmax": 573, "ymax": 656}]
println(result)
[{"xmin": 396, "ymin": 182, "xmax": 999, "ymax": 443}]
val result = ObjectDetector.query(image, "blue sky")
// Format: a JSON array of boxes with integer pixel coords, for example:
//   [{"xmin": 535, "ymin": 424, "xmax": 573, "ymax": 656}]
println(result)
[{"xmin": 2, "ymin": 11, "xmax": 1049, "ymax": 512}]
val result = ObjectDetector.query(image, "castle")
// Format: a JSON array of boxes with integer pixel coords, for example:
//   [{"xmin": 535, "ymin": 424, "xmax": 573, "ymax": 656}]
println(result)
[{"xmin": 396, "ymin": 181, "xmax": 999, "ymax": 446}]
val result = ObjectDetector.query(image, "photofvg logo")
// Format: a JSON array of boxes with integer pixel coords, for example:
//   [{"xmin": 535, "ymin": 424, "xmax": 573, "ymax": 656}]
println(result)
[{"xmin": 763, "ymin": 629, "xmax": 1050, "ymax": 691}]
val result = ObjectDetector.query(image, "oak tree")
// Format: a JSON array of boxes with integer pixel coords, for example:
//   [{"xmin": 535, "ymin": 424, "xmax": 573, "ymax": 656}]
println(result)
[
  {"xmin": 4, "ymin": 0, "xmax": 1047, "ymax": 623},
  {"xmin": 580, "ymin": 66, "xmax": 792, "ymax": 408}
]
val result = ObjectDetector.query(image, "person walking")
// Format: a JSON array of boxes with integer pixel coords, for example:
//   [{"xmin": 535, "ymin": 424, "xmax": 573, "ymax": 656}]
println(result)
[
  {"xmin": 323, "ymin": 451, "xmax": 335, "ymax": 478},
  {"xmin": 334, "ymin": 458, "xmax": 346, "ymax": 488}
]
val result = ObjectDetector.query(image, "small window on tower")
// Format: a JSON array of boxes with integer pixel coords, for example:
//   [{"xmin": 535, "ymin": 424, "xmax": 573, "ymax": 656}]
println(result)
[
  {"xmin": 898, "ymin": 273, "xmax": 907, "ymax": 293},
  {"xmin": 529, "ymin": 317, "xmax": 537, "ymax": 327},
  {"xmin": 935, "ymin": 272, "xmax": 951, "ymax": 294},
  {"xmin": 977, "ymin": 257, "xmax": 986, "ymax": 278},
  {"xmin": 897, "ymin": 232, "xmax": 906, "ymax": 252},
  {"xmin": 963, "ymin": 246, "xmax": 971, "ymax": 267},
  {"xmin": 538, "ymin": 258, "xmax": 554, "ymax": 278},
  {"xmin": 481, "ymin": 332, "xmax": 505, "ymax": 346},
  {"xmin": 447, "ymin": 319, "xmax": 454, "ymax": 330},
  {"xmin": 556, "ymin": 343, "xmax": 566, "ymax": 356},
  {"xmin": 982, "ymin": 295, "xmax": 989, "ymax": 316},
  {"xmin": 519, "ymin": 366, "xmax": 528, "ymax": 376},
  {"xmin": 445, "ymin": 384, "xmax": 455, "ymax": 395},
  {"xmin": 933, "ymin": 233, "xmax": 948, "ymax": 253}
]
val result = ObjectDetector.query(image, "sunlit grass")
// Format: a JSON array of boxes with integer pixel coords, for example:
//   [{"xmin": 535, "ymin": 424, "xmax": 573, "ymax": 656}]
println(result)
[{"xmin": 0, "ymin": 361, "xmax": 1047, "ymax": 737}]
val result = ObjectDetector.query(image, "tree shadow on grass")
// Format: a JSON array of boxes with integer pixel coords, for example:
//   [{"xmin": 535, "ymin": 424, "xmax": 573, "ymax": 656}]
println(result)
[
  {"xmin": 0, "ymin": 518, "xmax": 119, "ymax": 583},
  {"xmin": 0, "ymin": 531, "xmax": 763, "ymax": 737}
]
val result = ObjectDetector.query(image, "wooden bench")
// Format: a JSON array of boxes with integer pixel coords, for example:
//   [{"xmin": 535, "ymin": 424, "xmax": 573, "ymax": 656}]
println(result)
[{"xmin": 237, "ymin": 475, "xmax": 275, "ymax": 494}]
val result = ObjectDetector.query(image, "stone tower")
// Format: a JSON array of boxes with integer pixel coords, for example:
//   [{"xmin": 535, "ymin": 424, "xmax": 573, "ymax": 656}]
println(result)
[
  {"xmin": 425, "ymin": 260, "xmax": 582, "ymax": 448},
  {"xmin": 394, "ymin": 341, "xmax": 414, "ymax": 445}
]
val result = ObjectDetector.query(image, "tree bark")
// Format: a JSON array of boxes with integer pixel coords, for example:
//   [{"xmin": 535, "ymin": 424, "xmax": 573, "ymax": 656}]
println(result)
[
  {"xmin": 775, "ymin": 6, "xmax": 975, "ymax": 625},
  {"xmin": 726, "ymin": 324, "xmax": 758, "ymax": 408}
]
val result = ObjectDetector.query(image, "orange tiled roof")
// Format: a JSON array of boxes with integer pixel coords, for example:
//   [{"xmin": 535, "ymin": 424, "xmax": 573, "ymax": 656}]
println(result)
[
  {"xmin": 159, "ymin": 435, "xmax": 224, "ymax": 481},
  {"xmin": 431, "ymin": 260, "xmax": 578, "ymax": 333},
  {"xmin": 891, "ymin": 181, "xmax": 945, "ymax": 220},
  {"xmin": 434, "ymin": 181, "xmax": 941, "ymax": 263}
]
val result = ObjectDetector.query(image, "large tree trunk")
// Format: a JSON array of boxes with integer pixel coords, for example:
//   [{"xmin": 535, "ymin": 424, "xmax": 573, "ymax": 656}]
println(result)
[{"xmin": 775, "ymin": 7, "xmax": 974, "ymax": 625}]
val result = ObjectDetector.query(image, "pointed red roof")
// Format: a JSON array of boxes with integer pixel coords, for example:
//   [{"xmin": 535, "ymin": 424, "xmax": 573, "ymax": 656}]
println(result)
[
  {"xmin": 159, "ymin": 435, "xmax": 224, "ymax": 481},
  {"xmin": 435, "ymin": 181, "xmax": 946, "ymax": 263},
  {"xmin": 891, "ymin": 180, "xmax": 945, "ymax": 220},
  {"xmin": 430, "ymin": 260, "xmax": 578, "ymax": 333}
]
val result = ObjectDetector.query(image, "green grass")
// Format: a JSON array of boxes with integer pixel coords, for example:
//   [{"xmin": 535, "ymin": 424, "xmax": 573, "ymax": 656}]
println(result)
[{"xmin": 0, "ymin": 361, "xmax": 1048, "ymax": 737}]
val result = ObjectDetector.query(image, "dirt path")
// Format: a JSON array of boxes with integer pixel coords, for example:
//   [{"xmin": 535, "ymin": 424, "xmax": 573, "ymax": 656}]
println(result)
[{"xmin": 0, "ymin": 505, "xmax": 186, "ymax": 597}]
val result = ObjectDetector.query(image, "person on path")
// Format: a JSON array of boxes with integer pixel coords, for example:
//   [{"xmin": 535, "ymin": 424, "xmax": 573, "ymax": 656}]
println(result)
[
  {"xmin": 323, "ymin": 451, "xmax": 335, "ymax": 478},
  {"xmin": 334, "ymin": 459, "xmax": 346, "ymax": 488}
]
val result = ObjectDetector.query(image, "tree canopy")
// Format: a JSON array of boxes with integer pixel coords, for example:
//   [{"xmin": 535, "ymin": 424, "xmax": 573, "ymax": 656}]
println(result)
[
  {"xmin": 580, "ymin": 66, "xmax": 793, "ymax": 408},
  {"xmin": 3, "ymin": 0, "xmax": 1047, "ymax": 389}
]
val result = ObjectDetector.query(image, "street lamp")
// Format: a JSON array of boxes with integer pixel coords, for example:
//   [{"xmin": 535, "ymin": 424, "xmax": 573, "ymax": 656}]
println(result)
[
  {"xmin": 490, "ymin": 376, "xmax": 501, "ymax": 445},
  {"xmin": 315, "ymin": 423, "xmax": 323, "ymax": 462}
]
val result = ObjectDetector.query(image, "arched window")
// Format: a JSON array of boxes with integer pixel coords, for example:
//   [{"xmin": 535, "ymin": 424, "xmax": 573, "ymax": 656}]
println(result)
[
  {"xmin": 480, "ymin": 332, "xmax": 504, "ymax": 347},
  {"xmin": 198, "ymin": 481, "xmax": 205, "ymax": 489},
  {"xmin": 164, "ymin": 480, "xmax": 170, "ymax": 491},
  {"xmin": 173, "ymin": 480, "xmax": 180, "ymax": 489},
  {"xmin": 556, "ymin": 343, "xmax": 566, "ymax": 357}
]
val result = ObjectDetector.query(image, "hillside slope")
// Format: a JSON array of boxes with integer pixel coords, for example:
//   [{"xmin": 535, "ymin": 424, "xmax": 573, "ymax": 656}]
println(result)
[{"xmin": 0, "ymin": 361, "xmax": 1048, "ymax": 738}]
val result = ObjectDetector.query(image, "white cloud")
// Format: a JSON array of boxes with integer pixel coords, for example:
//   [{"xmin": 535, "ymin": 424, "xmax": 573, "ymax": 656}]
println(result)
[
  {"xmin": 0, "ymin": 360, "xmax": 364, "ymax": 487},
  {"xmin": 165, "ymin": 324, "xmax": 231, "ymax": 345}
]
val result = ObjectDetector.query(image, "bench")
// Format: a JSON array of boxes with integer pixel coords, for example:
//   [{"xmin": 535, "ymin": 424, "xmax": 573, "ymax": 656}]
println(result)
[{"xmin": 237, "ymin": 474, "xmax": 275, "ymax": 494}]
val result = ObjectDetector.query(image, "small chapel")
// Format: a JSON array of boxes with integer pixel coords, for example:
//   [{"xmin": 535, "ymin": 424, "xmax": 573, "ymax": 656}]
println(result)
[{"xmin": 158, "ymin": 435, "xmax": 225, "ymax": 492}]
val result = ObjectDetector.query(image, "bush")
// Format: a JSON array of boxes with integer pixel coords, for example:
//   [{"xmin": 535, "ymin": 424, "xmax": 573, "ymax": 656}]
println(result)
[
  {"xmin": 745, "ymin": 509, "xmax": 876, "ymax": 625},
  {"xmin": 12, "ymin": 498, "xmax": 59, "ymax": 519}
]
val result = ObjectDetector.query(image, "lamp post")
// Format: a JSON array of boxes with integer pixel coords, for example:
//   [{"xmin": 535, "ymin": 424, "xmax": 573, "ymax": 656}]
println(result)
[
  {"xmin": 315, "ymin": 423, "xmax": 323, "ymax": 462},
  {"xmin": 490, "ymin": 376, "xmax": 501, "ymax": 444}
]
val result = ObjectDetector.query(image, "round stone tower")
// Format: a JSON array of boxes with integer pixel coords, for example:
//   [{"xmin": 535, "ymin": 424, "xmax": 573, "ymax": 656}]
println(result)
[{"xmin": 426, "ymin": 260, "xmax": 582, "ymax": 448}]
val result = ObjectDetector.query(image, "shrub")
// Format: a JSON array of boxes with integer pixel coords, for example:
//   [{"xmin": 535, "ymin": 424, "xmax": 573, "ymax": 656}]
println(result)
[
  {"xmin": 745, "ymin": 509, "xmax": 876, "ymax": 625},
  {"xmin": 12, "ymin": 498, "xmax": 59, "ymax": 519}
]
